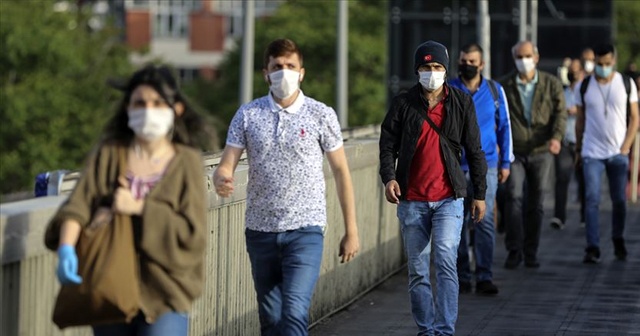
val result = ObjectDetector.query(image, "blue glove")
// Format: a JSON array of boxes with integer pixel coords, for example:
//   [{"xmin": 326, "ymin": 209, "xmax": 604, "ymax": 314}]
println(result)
[{"xmin": 56, "ymin": 244, "xmax": 83, "ymax": 285}]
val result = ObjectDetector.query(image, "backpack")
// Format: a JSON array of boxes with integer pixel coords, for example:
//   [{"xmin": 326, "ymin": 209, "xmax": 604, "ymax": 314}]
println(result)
[{"xmin": 579, "ymin": 74, "xmax": 633, "ymax": 125}]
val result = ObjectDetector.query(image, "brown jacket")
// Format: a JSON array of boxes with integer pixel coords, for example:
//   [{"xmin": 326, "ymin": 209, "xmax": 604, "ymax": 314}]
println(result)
[{"xmin": 45, "ymin": 141, "xmax": 207, "ymax": 322}]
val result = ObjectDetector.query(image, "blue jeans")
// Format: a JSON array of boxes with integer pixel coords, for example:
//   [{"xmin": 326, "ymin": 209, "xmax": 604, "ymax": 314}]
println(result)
[
  {"xmin": 397, "ymin": 198, "xmax": 464, "ymax": 336},
  {"xmin": 458, "ymin": 168, "xmax": 498, "ymax": 283},
  {"xmin": 582, "ymin": 154, "xmax": 629, "ymax": 249},
  {"xmin": 245, "ymin": 225, "xmax": 324, "ymax": 336},
  {"xmin": 92, "ymin": 311, "xmax": 189, "ymax": 336}
]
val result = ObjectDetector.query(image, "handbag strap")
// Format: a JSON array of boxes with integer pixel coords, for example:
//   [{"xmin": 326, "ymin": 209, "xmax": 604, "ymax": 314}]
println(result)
[{"xmin": 419, "ymin": 108, "xmax": 454, "ymax": 150}]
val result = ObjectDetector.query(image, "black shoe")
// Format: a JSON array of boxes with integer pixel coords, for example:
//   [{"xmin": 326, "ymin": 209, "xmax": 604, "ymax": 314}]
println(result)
[
  {"xmin": 583, "ymin": 246, "xmax": 601, "ymax": 264},
  {"xmin": 613, "ymin": 238, "xmax": 627, "ymax": 261},
  {"xmin": 476, "ymin": 281, "xmax": 499, "ymax": 295},
  {"xmin": 504, "ymin": 251, "xmax": 522, "ymax": 269},
  {"xmin": 459, "ymin": 281, "xmax": 472, "ymax": 294},
  {"xmin": 550, "ymin": 217, "xmax": 565, "ymax": 230},
  {"xmin": 524, "ymin": 258, "xmax": 540, "ymax": 268}
]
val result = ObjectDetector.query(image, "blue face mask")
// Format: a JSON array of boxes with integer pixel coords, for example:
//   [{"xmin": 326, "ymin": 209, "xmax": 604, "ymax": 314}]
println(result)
[{"xmin": 594, "ymin": 64, "xmax": 613, "ymax": 78}]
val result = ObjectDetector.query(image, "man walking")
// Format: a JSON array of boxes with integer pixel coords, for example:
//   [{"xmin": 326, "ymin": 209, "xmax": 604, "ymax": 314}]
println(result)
[
  {"xmin": 550, "ymin": 59, "xmax": 584, "ymax": 230},
  {"xmin": 214, "ymin": 38, "xmax": 360, "ymax": 336},
  {"xmin": 450, "ymin": 43, "xmax": 513, "ymax": 295},
  {"xmin": 379, "ymin": 40, "xmax": 487, "ymax": 336},
  {"xmin": 499, "ymin": 41, "xmax": 566, "ymax": 269},
  {"xmin": 576, "ymin": 43, "xmax": 639, "ymax": 263}
]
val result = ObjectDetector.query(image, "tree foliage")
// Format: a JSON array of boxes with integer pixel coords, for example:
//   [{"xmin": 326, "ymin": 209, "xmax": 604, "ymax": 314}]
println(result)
[
  {"xmin": 183, "ymin": 0, "xmax": 387, "ymax": 142},
  {"xmin": 0, "ymin": 0, "xmax": 132, "ymax": 195},
  {"xmin": 614, "ymin": 0, "xmax": 640, "ymax": 70}
]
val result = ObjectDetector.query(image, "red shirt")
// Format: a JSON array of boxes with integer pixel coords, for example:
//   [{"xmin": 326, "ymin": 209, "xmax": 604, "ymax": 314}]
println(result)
[{"xmin": 406, "ymin": 88, "xmax": 455, "ymax": 202}]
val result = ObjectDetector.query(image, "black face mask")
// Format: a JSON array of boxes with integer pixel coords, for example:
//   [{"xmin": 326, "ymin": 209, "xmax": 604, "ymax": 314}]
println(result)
[
  {"xmin": 458, "ymin": 63, "xmax": 479, "ymax": 80},
  {"xmin": 567, "ymin": 72, "xmax": 576, "ymax": 83}
]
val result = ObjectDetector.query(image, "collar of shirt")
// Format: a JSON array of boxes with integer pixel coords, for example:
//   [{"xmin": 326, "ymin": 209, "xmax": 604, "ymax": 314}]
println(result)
[
  {"xmin": 516, "ymin": 70, "xmax": 539, "ymax": 87},
  {"xmin": 268, "ymin": 90, "xmax": 305, "ymax": 114}
]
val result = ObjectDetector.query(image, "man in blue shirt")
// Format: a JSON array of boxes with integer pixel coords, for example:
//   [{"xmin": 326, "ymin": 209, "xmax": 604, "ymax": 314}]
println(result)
[{"xmin": 450, "ymin": 43, "xmax": 513, "ymax": 295}]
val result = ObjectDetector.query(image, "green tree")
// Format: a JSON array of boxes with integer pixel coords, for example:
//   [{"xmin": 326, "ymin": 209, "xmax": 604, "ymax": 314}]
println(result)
[
  {"xmin": 615, "ymin": 0, "xmax": 640, "ymax": 72},
  {"xmin": 0, "ymin": 1, "xmax": 132, "ymax": 195},
  {"xmin": 183, "ymin": 0, "xmax": 387, "ymax": 142}
]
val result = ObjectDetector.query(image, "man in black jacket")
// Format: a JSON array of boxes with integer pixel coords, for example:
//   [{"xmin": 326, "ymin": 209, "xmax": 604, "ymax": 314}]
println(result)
[{"xmin": 379, "ymin": 40, "xmax": 487, "ymax": 336}]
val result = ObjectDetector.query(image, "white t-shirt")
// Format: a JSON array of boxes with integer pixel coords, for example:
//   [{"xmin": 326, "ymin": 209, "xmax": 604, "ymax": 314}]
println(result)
[{"xmin": 575, "ymin": 72, "xmax": 638, "ymax": 159}]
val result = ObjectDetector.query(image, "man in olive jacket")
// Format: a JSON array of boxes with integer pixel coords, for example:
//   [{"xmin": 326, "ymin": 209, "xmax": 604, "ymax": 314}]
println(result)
[{"xmin": 499, "ymin": 41, "xmax": 567, "ymax": 269}]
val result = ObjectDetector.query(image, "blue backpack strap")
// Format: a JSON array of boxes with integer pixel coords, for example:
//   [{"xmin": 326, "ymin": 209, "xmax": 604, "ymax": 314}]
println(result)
[{"xmin": 486, "ymin": 79, "xmax": 500, "ymax": 112}]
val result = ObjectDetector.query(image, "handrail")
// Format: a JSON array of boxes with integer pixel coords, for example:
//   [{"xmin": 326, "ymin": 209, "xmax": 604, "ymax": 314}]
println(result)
[{"xmin": 35, "ymin": 125, "xmax": 383, "ymax": 197}]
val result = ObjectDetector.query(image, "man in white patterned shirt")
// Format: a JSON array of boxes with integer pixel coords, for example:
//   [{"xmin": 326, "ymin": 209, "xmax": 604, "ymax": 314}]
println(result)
[{"xmin": 213, "ymin": 38, "xmax": 360, "ymax": 336}]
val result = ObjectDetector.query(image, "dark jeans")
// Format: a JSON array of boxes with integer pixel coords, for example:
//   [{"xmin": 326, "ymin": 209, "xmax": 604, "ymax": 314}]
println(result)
[
  {"xmin": 583, "ymin": 155, "xmax": 629, "ymax": 249},
  {"xmin": 458, "ymin": 168, "xmax": 498, "ymax": 283},
  {"xmin": 504, "ymin": 152, "xmax": 553, "ymax": 260},
  {"xmin": 245, "ymin": 226, "xmax": 324, "ymax": 336},
  {"xmin": 553, "ymin": 142, "xmax": 585, "ymax": 223}
]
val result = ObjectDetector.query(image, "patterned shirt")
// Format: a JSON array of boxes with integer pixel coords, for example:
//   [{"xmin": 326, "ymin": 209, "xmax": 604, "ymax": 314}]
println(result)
[{"xmin": 226, "ymin": 91, "xmax": 343, "ymax": 232}]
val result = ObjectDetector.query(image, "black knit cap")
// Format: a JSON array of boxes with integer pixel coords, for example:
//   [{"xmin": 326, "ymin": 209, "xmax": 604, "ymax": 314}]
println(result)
[{"xmin": 414, "ymin": 40, "xmax": 449, "ymax": 73}]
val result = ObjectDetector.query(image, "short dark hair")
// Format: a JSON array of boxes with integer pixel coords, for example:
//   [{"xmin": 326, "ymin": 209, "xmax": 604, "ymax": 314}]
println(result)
[
  {"xmin": 263, "ymin": 38, "xmax": 304, "ymax": 69},
  {"xmin": 460, "ymin": 43, "xmax": 484, "ymax": 58},
  {"xmin": 593, "ymin": 44, "xmax": 615, "ymax": 57}
]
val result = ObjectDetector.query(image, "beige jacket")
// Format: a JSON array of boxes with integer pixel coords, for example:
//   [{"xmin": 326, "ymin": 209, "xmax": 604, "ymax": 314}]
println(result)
[{"xmin": 45, "ymin": 141, "xmax": 207, "ymax": 322}]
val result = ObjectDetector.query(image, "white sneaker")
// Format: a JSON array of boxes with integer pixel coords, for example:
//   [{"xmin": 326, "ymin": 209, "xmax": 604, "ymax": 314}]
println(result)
[{"xmin": 550, "ymin": 217, "xmax": 565, "ymax": 230}]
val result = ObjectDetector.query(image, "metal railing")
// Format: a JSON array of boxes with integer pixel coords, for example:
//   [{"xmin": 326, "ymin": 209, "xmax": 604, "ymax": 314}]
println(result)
[{"xmin": 1, "ymin": 126, "xmax": 404, "ymax": 336}]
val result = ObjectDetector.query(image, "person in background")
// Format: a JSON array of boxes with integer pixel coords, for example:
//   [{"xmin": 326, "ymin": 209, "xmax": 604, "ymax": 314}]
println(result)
[
  {"xmin": 45, "ymin": 65, "xmax": 211, "ymax": 336},
  {"xmin": 558, "ymin": 57, "xmax": 572, "ymax": 87},
  {"xmin": 581, "ymin": 48, "xmax": 596, "ymax": 76},
  {"xmin": 213, "ymin": 38, "xmax": 360, "ymax": 336},
  {"xmin": 575, "ymin": 43, "xmax": 639, "ymax": 263},
  {"xmin": 499, "ymin": 41, "xmax": 566, "ymax": 269},
  {"xmin": 449, "ymin": 43, "xmax": 513, "ymax": 296},
  {"xmin": 550, "ymin": 59, "xmax": 585, "ymax": 230},
  {"xmin": 380, "ymin": 40, "xmax": 487, "ymax": 336}
]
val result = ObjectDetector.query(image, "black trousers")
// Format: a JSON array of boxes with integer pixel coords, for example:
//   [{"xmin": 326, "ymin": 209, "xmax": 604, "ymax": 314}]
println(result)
[
  {"xmin": 504, "ymin": 152, "xmax": 553, "ymax": 259},
  {"xmin": 553, "ymin": 142, "xmax": 585, "ymax": 223}
]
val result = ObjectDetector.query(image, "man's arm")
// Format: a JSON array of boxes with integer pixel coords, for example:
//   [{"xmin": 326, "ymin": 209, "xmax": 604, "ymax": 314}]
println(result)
[
  {"xmin": 326, "ymin": 146, "xmax": 360, "ymax": 263},
  {"xmin": 496, "ymin": 85, "xmax": 513, "ymax": 183},
  {"xmin": 461, "ymin": 96, "xmax": 487, "ymax": 222},
  {"xmin": 379, "ymin": 96, "xmax": 402, "ymax": 186},
  {"xmin": 550, "ymin": 77, "xmax": 567, "ymax": 154},
  {"xmin": 213, "ymin": 146, "xmax": 244, "ymax": 197}
]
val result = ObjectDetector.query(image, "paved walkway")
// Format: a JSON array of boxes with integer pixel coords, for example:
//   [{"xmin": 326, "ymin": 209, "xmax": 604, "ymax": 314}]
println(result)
[{"xmin": 310, "ymin": 188, "xmax": 640, "ymax": 335}]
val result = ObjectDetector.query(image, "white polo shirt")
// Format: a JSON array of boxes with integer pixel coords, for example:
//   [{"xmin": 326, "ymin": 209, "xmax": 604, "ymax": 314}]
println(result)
[
  {"xmin": 576, "ymin": 72, "xmax": 638, "ymax": 159},
  {"xmin": 226, "ymin": 91, "xmax": 343, "ymax": 232}
]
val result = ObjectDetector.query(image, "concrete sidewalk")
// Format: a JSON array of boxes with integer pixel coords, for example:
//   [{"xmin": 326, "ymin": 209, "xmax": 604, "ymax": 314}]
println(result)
[{"xmin": 310, "ymin": 196, "xmax": 640, "ymax": 335}]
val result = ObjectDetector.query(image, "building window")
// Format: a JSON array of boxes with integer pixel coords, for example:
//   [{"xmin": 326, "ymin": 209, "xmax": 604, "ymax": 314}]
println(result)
[
  {"xmin": 178, "ymin": 68, "xmax": 200, "ymax": 84},
  {"xmin": 150, "ymin": 0, "xmax": 200, "ymax": 38}
]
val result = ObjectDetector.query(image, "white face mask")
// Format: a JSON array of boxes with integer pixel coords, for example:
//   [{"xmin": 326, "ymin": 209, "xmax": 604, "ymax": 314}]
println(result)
[
  {"xmin": 268, "ymin": 69, "xmax": 301, "ymax": 99},
  {"xmin": 127, "ymin": 107, "xmax": 175, "ymax": 141},
  {"xmin": 515, "ymin": 57, "xmax": 536, "ymax": 74},
  {"xmin": 584, "ymin": 60, "xmax": 595, "ymax": 73},
  {"xmin": 419, "ymin": 70, "xmax": 446, "ymax": 91}
]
